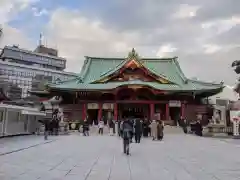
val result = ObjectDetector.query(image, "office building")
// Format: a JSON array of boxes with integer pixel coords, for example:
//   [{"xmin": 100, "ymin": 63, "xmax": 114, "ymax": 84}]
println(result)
[{"xmin": 0, "ymin": 45, "xmax": 78, "ymax": 99}]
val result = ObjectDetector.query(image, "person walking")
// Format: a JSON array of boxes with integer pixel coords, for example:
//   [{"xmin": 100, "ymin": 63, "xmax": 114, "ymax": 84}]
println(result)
[
  {"xmin": 142, "ymin": 120, "xmax": 148, "ymax": 137},
  {"xmin": 98, "ymin": 120, "xmax": 104, "ymax": 135},
  {"xmin": 195, "ymin": 120, "xmax": 203, "ymax": 136},
  {"xmin": 134, "ymin": 118, "xmax": 142, "ymax": 143},
  {"xmin": 52, "ymin": 109, "xmax": 58, "ymax": 135},
  {"xmin": 150, "ymin": 120, "xmax": 158, "ymax": 140},
  {"xmin": 38, "ymin": 119, "xmax": 50, "ymax": 140},
  {"xmin": 117, "ymin": 120, "xmax": 122, "ymax": 137},
  {"xmin": 181, "ymin": 117, "xmax": 188, "ymax": 134},
  {"xmin": 43, "ymin": 119, "xmax": 50, "ymax": 140},
  {"xmin": 82, "ymin": 120, "xmax": 90, "ymax": 136},
  {"xmin": 157, "ymin": 120, "xmax": 164, "ymax": 140},
  {"xmin": 121, "ymin": 119, "xmax": 133, "ymax": 155},
  {"xmin": 108, "ymin": 119, "xmax": 114, "ymax": 136}
]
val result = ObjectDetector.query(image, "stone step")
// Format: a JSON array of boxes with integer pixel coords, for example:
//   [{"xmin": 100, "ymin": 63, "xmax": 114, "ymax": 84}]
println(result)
[{"xmin": 163, "ymin": 125, "xmax": 184, "ymax": 134}]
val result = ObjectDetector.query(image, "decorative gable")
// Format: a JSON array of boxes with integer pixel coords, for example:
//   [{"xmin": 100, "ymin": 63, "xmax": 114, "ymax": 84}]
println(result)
[{"xmin": 92, "ymin": 48, "xmax": 173, "ymax": 84}]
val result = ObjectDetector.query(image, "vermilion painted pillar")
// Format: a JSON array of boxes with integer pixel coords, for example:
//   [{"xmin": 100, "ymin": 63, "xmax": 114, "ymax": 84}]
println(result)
[
  {"xmin": 150, "ymin": 103, "xmax": 154, "ymax": 120},
  {"xmin": 165, "ymin": 103, "xmax": 169, "ymax": 120},
  {"xmin": 114, "ymin": 103, "xmax": 118, "ymax": 121},
  {"xmin": 98, "ymin": 103, "xmax": 103, "ymax": 122},
  {"xmin": 82, "ymin": 103, "xmax": 86, "ymax": 121},
  {"xmin": 181, "ymin": 103, "xmax": 185, "ymax": 118}
]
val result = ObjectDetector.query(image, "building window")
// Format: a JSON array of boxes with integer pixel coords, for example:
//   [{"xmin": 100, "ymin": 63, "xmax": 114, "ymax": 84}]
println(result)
[
  {"xmin": 0, "ymin": 111, "xmax": 3, "ymax": 122},
  {"xmin": 8, "ymin": 111, "xmax": 20, "ymax": 123}
]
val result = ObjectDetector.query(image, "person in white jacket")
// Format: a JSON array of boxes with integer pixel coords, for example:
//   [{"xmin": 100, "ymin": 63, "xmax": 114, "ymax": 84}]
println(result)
[{"xmin": 98, "ymin": 120, "xmax": 104, "ymax": 135}]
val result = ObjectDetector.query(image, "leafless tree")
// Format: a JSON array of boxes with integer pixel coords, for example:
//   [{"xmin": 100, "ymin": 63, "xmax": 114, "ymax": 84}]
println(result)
[
  {"xmin": 232, "ymin": 60, "xmax": 240, "ymax": 93},
  {"xmin": 0, "ymin": 26, "xmax": 2, "ymax": 39}
]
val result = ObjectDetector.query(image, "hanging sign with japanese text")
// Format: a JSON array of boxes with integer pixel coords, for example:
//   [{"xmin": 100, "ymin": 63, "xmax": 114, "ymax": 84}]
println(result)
[
  {"xmin": 87, "ymin": 103, "xmax": 99, "ymax": 109},
  {"xmin": 102, "ymin": 103, "xmax": 114, "ymax": 110},
  {"xmin": 169, "ymin": 100, "xmax": 181, "ymax": 107}
]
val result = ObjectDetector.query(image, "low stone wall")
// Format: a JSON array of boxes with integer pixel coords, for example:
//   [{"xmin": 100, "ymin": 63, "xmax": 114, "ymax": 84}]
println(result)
[{"xmin": 204, "ymin": 124, "xmax": 232, "ymax": 137}]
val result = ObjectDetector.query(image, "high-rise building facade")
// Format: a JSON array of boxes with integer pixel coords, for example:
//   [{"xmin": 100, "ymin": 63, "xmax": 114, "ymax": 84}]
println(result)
[{"xmin": 0, "ymin": 45, "xmax": 78, "ymax": 99}]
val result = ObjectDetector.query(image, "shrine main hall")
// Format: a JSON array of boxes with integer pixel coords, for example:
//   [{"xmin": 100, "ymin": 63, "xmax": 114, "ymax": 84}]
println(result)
[{"xmin": 35, "ymin": 49, "xmax": 224, "ymax": 124}]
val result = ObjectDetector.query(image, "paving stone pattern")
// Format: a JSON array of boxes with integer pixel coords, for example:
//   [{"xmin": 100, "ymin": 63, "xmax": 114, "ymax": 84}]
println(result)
[
  {"xmin": 0, "ymin": 134, "xmax": 240, "ymax": 180},
  {"xmin": 0, "ymin": 135, "xmax": 58, "ymax": 156}
]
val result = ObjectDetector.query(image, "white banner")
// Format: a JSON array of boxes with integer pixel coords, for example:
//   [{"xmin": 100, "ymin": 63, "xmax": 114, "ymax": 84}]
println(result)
[
  {"xmin": 87, "ymin": 103, "xmax": 99, "ymax": 109},
  {"xmin": 169, "ymin": 100, "xmax": 181, "ymax": 107},
  {"xmin": 102, "ymin": 103, "xmax": 114, "ymax": 110}
]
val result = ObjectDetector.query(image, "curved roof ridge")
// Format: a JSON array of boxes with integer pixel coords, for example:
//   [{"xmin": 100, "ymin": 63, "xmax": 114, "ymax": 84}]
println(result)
[
  {"xmin": 79, "ymin": 56, "xmax": 92, "ymax": 81},
  {"xmin": 144, "ymin": 66, "xmax": 175, "ymax": 83},
  {"xmin": 188, "ymin": 79, "xmax": 224, "ymax": 86},
  {"xmin": 47, "ymin": 77, "xmax": 79, "ymax": 86},
  {"xmin": 85, "ymin": 56, "xmax": 125, "ymax": 60},
  {"xmin": 171, "ymin": 57, "xmax": 188, "ymax": 83},
  {"xmin": 85, "ymin": 56, "xmax": 175, "ymax": 61},
  {"xmin": 100, "ymin": 59, "xmax": 126, "ymax": 77}
]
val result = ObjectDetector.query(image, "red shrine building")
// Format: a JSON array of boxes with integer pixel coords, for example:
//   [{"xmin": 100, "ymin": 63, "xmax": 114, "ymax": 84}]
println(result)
[{"xmin": 33, "ymin": 49, "xmax": 224, "ymax": 125}]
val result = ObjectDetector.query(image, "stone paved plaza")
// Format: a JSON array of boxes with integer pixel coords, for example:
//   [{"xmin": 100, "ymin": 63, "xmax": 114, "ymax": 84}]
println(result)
[{"xmin": 0, "ymin": 133, "xmax": 240, "ymax": 180}]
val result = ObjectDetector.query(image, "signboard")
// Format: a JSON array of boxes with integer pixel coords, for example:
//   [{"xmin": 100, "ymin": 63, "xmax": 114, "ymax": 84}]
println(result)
[
  {"xmin": 102, "ymin": 103, "xmax": 114, "ymax": 110},
  {"xmin": 230, "ymin": 110, "xmax": 240, "ymax": 136},
  {"xmin": 169, "ymin": 100, "xmax": 181, "ymax": 107},
  {"xmin": 230, "ymin": 110, "xmax": 240, "ymax": 123},
  {"xmin": 87, "ymin": 103, "xmax": 99, "ymax": 109}
]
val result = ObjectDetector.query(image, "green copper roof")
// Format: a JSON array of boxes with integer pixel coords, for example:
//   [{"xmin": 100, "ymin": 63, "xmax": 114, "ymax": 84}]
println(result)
[
  {"xmin": 79, "ymin": 57, "xmax": 188, "ymax": 84},
  {"xmin": 49, "ymin": 79, "xmax": 223, "ymax": 92},
  {"xmin": 48, "ymin": 50, "xmax": 224, "ymax": 93}
]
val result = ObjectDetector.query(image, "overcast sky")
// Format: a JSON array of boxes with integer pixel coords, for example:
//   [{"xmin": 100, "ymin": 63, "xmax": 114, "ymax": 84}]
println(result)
[{"xmin": 0, "ymin": 0, "xmax": 239, "ymax": 85}]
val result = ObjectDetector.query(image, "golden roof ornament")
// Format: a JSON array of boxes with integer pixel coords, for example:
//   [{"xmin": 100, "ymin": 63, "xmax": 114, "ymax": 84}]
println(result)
[{"xmin": 127, "ymin": 48, "xmax": 140, "ymax": 61}]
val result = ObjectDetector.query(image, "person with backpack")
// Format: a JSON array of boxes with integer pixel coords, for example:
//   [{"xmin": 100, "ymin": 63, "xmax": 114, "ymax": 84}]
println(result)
[{"xmin": 121, "ymin": 119, "xmax": 133, "ymax": 155}]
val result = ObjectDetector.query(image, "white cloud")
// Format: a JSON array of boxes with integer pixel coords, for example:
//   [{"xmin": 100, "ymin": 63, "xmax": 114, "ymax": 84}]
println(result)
[
  {"xmin": 0, "ymin": 0, "xmax": 37, "ymax": 49},
  {"xmin": 156, "ymin": 44, "xmax": 177, "ymax": 57},
  {"xmin": 32, "ymin": 7, "xmax": 48, "ymax": 17},
  {"xmin": 203, "ymin": 44, "xmax": 222, "ymax": 54},
  {"xmin": 45, "ymin": 8, "xmax": 142, "ymax": 73},
  {"xmin": 0, "ymin": 24, "xmax": 33, "ymax": 49},
  {"xmin": 201, "ymin": 15, "xmax": 240, "ymax": 35},
  {"xmin": 0, "ymin": 0, "xmax": 39, "ymax": 24},
  {"xmin": 172, "ymin": 4, "xmax": 200, "ymax": 19}
]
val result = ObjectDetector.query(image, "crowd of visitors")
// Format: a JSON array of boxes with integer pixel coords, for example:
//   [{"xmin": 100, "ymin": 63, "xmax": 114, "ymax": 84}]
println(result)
[
  {"xmin": 39, "ymin": 109, "xmax": 204, "ymax": 155},
  {"xmin": 118, "ymin": 118, "xmax": 165, "ymax": 155},
  {"xmin": 39, "ymin": 109, "xmax": 61, "ymax": 140}
]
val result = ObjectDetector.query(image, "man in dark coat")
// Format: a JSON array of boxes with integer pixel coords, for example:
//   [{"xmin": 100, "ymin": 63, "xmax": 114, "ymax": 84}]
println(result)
[
  {"xmin": 108, "ymin": 119, "xmax": 114, "ymax": 135},
  {"xmin": 195, "ymin": 121, "xmax": 203, "ymax": 136},
  {"xmin": 121, "ymin": 119, "xmax": 133, "ymax": 155},
  {"xmin": 134, "ymin": 119, "xmax": 142, "ymax": 143},
  {"xmin": 82, "ymin": 120, "xmax": 89, "ymax": 136},
  {"xmin": 182, "ymin": 119, "xmax": 188, "ymax": 134},
  {"xmin": 157, "ymin": 121, "xmax": 164, "ymax": 140},
  {"xmin": 39, "ymin": 119, "xmax": 50, "ymax": 140},
  {"xmin": 142, "ymin": 120, "xmax": 149, "ymax": 137},
  {"xmin": 118, "ymin": 120, "xmax": 122, "ymax": 137}
]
